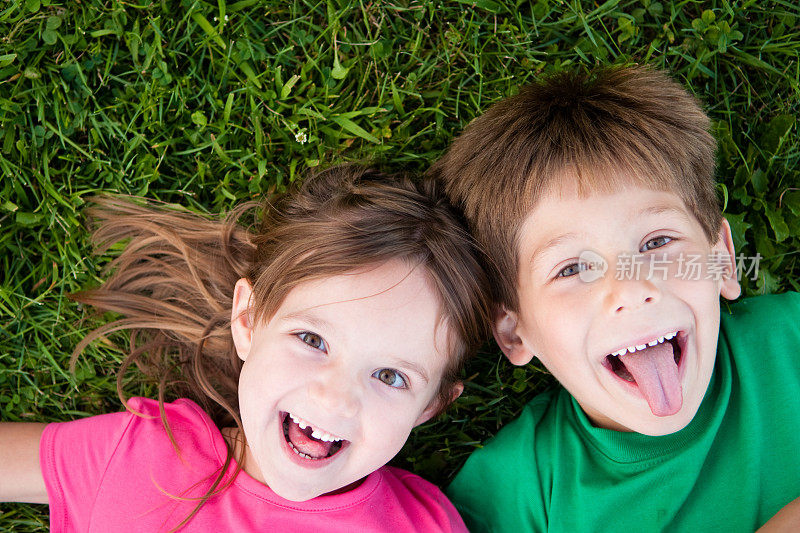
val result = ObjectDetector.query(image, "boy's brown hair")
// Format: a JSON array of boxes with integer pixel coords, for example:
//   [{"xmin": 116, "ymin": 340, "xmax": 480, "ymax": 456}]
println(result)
[{"xmin": 429, "ymin": 65, "xmax": 721, "ymax": 312}]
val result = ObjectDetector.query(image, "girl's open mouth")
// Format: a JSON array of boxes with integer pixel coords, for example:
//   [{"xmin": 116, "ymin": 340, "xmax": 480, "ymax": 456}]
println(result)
[{"xmin": 281, "ymin": 412, "xmax": 347, "ymax": 461}]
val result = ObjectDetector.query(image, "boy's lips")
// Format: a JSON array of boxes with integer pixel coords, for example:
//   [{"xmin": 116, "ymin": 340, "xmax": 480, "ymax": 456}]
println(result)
[
  {"xmin": 602, "ymin": 330, "xmax": 688, "ymax": 417},
  {"xmin": 280, "ymin": 412, "xmax": 350, "ymax": 467}
]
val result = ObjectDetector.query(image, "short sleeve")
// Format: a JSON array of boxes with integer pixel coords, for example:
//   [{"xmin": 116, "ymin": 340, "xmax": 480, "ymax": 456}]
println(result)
[{"xmin": 40, "ymin": 405, "xmax": 137, "ymax": 532}]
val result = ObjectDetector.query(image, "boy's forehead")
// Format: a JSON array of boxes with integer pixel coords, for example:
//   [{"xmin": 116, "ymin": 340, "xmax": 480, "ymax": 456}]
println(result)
[{"xmin": 515, "ymin": 179, "xmax": 694, "ymax": 255}]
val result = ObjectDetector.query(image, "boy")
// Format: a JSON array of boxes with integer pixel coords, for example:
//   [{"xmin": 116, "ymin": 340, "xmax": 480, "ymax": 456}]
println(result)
[{"xmin": 431, "ymin": 66, "xmax": 800, "ymax": 531}]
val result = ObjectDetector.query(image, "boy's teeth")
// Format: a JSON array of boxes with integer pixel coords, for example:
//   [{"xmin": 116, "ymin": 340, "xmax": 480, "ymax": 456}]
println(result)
[{"xmin": 611, "ymin": 332, "xmax": 677, "ymax": 357}]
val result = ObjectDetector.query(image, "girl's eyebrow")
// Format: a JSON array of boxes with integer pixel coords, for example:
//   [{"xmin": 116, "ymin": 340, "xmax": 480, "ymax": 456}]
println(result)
[
  {"xmin": 279, "ymin": 311, "xmax": 332, "ymax": 332},
  {"xmin": 390, "ymin": 359, "xmax": 430, "ymax": 385}
]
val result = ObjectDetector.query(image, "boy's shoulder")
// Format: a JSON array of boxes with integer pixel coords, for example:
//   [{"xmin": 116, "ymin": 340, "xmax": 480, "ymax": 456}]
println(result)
[
  {"xmin": 719, "ymin": 292, "xmax": 800, "ymax": 404},
  {"xmin": 721, "ymin": 292, "xmax": 800, "ymax": 347},
  {"xmin": 723, "ymin": 291, "xmax": 800, "ymax": 321}
]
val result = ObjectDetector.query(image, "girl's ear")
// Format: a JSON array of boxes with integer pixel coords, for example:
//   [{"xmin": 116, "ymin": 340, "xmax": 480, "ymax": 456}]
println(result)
[
  {"xmin": 492, "ymin": 305, "xmax": 534, "ymax": 366},
  {"xmin": 715, "ymin": 218, "xmax": 741, "ymax": 301},
  {"xmin": 231, "ymin": 278, "xmax": 254, "ymax": 362},
  {"xmin": 414, "ymin": 382, "xmax": 464, "ymax": 427}
]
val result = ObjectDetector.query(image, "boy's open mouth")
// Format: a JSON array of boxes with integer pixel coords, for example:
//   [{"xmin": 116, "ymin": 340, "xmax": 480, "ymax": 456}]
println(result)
[
  {"xmin": 282, "ymin": 412, "xmax": 347, "ymax": 460},
  {"xmin": 604, "ymin": 331, "xmax": 685, "ymax": 417}
]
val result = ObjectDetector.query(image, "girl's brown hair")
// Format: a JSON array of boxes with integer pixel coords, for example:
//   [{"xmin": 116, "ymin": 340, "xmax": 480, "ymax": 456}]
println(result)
[{"xmin": 71, "ymin": 164, "xmax": 491, "ymax": 527}]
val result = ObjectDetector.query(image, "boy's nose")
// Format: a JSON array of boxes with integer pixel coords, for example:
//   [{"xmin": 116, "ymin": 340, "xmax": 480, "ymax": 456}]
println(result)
[
  {"xmin": 604, "ymin": 272, "xmax": 661, "ymax": 314},
  {"xmin": 307, "ymin": 367, "xmax": 360, "ymax": 418}
]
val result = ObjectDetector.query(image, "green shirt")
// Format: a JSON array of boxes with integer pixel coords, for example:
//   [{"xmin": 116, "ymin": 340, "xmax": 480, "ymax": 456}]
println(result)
[{"xmin": 448, "ymin": 293, "xmax": 800, "ymax": 532}]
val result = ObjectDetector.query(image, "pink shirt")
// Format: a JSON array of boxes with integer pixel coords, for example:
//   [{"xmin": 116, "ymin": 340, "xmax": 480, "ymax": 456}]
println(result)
[{"xmin": 40, "ymin": 397, "xmax": 467, "ymax": 532}]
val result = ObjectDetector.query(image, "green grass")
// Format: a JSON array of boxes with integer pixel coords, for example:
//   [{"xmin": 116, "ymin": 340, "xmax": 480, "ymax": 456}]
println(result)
[{"xmin": 1, "ymin": 0, "xmax": 798, "ymax": 528}]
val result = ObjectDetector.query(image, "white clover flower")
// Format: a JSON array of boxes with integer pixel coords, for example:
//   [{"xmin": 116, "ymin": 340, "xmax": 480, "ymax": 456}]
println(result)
[{"xmin": 295, "ymin": 130, "xmax": 308, "ymax": 144}]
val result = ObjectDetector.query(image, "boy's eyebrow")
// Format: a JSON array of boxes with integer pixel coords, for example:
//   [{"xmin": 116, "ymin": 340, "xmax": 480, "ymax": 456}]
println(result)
[
  {"xmin": 529, "ymin": 232, "xmax": 580, "ymax": 269},
  {"xmin": 635, "ymin": 204, "xmax": 692, "ymax": 222},
  {"xmin": 528, "ymin": 204, "xmax": 691, "ymax": 268}
]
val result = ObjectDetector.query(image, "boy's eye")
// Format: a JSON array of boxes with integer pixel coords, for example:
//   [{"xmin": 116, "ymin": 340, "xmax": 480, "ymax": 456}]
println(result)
[
  {"xmin": 557, "ymin": 262, "xmax": 587, "ymax": 278},
  {"xmin": 373, "ymin": 368, "xmax": 407, "ymax": 389},
  {"xmin": 297, "ymin": 332, "xmax": 326, "ymax": 352},
  {"xmin": 641, "ymin": 236, "xmax": 672, "ymax": 252}
]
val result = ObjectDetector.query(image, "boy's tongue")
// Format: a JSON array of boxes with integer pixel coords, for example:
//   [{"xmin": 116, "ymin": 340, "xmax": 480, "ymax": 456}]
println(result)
[
  {"xmin": 287, "ymin": 418, "xmax": 333, "ymax": 458},
  {"xmin": 618, "ymin": 341, "xmax": 682, "ymax": 416}
]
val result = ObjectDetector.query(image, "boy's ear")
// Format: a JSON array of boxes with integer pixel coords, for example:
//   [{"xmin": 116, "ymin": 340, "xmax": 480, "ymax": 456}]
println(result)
[
  {"xmin": 414, "ymin": 382, "xmax": 464, "ymax": 427},
  {"xmin": 231, "ymin": 278, "xmax": 255, "ymax": 362},
  {"xmin": 492, "ymin": 305, "xmax": 535, "ymax": 366},
  {"xmin": 715, "ymin": 218, "xmax": 741, "ymax": 301}
]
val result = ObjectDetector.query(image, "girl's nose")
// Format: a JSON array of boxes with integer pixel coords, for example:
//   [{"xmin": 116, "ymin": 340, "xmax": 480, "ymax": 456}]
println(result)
[{"xmin": 307, "ymin": 368, "xmax": 360, "ymax": 418}]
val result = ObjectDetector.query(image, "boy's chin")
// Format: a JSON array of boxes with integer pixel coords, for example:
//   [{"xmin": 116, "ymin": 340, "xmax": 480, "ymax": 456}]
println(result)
[
  {"xmin": 631, "ymin": 411, "xmax": 695, "ymax": 436},
  {"xmin": 584, "ymin": 399, "xmax": 701, "ymax": 436},
  {"xmin": 617, "ymin": 403, "xmax": 701, "ymax": 436}
]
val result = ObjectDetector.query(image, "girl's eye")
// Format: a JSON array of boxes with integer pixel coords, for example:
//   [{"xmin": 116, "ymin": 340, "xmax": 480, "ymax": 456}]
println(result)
[
  {"xmin": 641, "ymin": 236, "xmax": 673, "ymax": 252},
  {"xmin": 297, "ymin": 332, "xmax": 326, "ymax": 352},
  {"xmin": 373, "ymin": 368, "xmax": 407, "ymax": 389},
  {"xmin": 557, "ymin": 262, "xmax": 587, "ymax": 278}
]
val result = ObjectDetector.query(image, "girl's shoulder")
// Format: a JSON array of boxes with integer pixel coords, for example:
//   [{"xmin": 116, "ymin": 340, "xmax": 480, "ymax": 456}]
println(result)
[
  {"xmin": 125, "ymin": 396, "xmax": 216, "ymax": 432},
  {"xmin": 43, "ymin": 397, "xmax": 227, "ymax": 478},
  {"xmin": 44, "ymin": 397, "xmax": 221, "ymax": 455},
  {"xmin": 41, "ymin": 397, "xmax": 229, "ymax": 532},
  {"xmin": 121, "ymin": 397, "xmax": 228, "ymax": 462}
]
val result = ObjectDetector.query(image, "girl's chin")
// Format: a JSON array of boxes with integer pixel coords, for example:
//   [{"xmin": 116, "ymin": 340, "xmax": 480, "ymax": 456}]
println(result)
[{"xmin": 271, "ymin": 485, "xmax": 325, "ymax": 502}]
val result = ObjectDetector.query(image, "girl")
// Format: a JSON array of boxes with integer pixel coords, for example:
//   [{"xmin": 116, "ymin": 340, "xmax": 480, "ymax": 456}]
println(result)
[{"xmin": 0, "ymin": 165, "xmax": 492, "ymax": 531}]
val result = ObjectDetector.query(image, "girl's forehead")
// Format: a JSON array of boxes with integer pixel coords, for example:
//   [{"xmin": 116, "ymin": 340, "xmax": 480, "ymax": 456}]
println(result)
[
  {"xmin": 286, "ymin": 261, "xmax": 429, "ymax": 308},
  {"xmin": 266, "ymin": 261, "xmax": 453, "ymax": 362}
]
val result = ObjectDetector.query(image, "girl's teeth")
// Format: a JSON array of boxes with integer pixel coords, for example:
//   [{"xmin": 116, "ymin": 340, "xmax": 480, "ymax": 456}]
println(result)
[
  {"xmin": 648, "ymin": 340, "xmax": 658, "ymax": 347},
  {"xmin": 287, "ymin": 441, "xmax": 315, "ymax": 460},
  {"xmin": 287, "ymin": 413, "xmax": 342, "ymax": 442}
]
